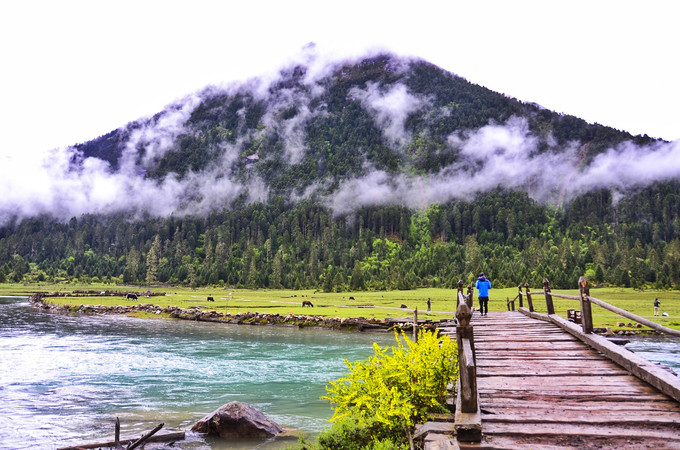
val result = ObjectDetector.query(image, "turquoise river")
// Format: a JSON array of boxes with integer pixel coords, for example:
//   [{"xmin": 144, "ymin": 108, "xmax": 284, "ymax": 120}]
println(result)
[{"xmin": 0, "ymin": 296, "xmax": 394, "ymax": 449}]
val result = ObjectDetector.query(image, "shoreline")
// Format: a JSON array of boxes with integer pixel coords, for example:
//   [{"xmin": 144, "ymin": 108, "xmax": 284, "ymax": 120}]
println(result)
[
  {"xmin": 21, "ymin": 293, "xmax": 668, "ymax": 337},
  {"xmin": 28, "ymin": 294, "xmax": 443, "ymax": 333}
]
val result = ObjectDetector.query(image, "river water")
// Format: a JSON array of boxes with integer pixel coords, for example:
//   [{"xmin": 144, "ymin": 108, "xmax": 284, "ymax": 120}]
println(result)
[
  {"xmin": 0, "ymin": 297, "xmax": 394, "ymax": 450},
  {"xmin": 625, "ymin": 335, "xmax": 680, "ymax": 376}
]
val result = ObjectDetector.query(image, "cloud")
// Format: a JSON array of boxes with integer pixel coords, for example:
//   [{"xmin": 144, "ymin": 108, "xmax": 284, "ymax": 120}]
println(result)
[
  {"xmin": 0, "ymin": 143, "xmax": 251, "ymax": 225},
  {"xmin": 350, "ymin": 82, "xmax": 427, "ymax": 148},
  {"xmin": 326, "ymin": 116, "xmax": 680, "ymax": 215},
  {"xmin": 260, "ymin": 86, "xmax": 321, "ymax": 165},
  {"xmin": 120, "ymin": 94, "xmax": 202, "ymax": 173},
  {"xmin": 572, "ymin": 140, "xmax": 680, "ymax": 194}
]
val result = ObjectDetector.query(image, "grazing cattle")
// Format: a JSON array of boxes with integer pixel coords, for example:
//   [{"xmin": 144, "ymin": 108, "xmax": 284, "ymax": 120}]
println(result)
[
  {"xmin": 207, "ymin": 296, "xmax": 215, "ymax": 302},
  {"xmin": 126, "ymin": 293, "xmax": 138, "ymax": 301},
  {"xmin": 400, "ymin": 304, "xmax": 407, "ymax": 309},
  {"xmin": 349, "ymin": 296, "xmax": 355, "ymax": 300},
  {"xmin": 302, "ymin": 300, "xmax": 314, "ymax": 307}
]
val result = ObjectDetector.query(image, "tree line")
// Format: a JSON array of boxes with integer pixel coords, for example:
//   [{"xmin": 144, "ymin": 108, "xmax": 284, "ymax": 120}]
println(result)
[{"xmin": 2, "ymin": 182, "xmax": 679, "ymax": 291}]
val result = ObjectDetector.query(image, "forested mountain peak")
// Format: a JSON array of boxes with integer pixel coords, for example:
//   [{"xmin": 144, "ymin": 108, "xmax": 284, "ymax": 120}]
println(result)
[
  {"xmin": 37, "ymin": 51, "xmax": 669, "ymax": 223},
  {"xmin": 2, "ymin": 52, "xmax": 680, "ymax": 290}
]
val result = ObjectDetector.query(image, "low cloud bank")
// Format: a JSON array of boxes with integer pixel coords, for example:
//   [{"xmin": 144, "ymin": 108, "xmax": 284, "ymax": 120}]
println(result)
[{"xmin": 327, "ymin": 117, "xmax": 680, "ymax": 215}]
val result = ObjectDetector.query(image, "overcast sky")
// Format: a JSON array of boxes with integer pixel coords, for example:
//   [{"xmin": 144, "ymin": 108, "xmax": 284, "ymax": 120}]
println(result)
[{"xmin": 1, "ymin": 0, "xmax": 678, "ymax": 159}]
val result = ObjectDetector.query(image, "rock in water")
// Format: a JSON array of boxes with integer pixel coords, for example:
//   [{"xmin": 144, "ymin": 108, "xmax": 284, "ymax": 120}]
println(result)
[{"xmin": 190, "ymin": 401, "xmax": 283, "ymax": 439}]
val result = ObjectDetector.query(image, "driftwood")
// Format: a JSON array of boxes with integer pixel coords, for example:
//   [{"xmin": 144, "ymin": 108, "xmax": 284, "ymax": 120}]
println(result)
[
  {"xmin": 114, "ymin": 417, "xmax": 121, "ymax": 449},
  {"xmin": 58, "ymin": 421, "xmax": 184, "ymax": 450},
  {"xmin": 127, "ymin": 423, "xmax": 163, "ymax": 450}
]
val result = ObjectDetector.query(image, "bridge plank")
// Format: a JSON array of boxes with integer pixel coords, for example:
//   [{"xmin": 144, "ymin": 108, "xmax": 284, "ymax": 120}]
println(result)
[
  {"xmin": 481, "ymin": 422, "xmax": 680, "ymax": 440},
  {"xmin": 480, "ymin": 389, "xmax": 668, "ymax": 400},
  {"xmin": 481, "ymin": 399, "xmax": 680, "ymax": 411},
  {"xmin": 482, "ymin": 410, "xmax": 680, "ymax": 425},
  {"xmin": 478, "ymin": 367, "xmax": 627, "ymax": 376},
  {"xmin": 474, "ymin": 435, "xmax": 679, "ymax": 450}
]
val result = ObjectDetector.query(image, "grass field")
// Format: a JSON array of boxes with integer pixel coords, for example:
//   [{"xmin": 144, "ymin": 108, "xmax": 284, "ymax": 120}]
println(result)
[{"xmin": 2, "ymin": 283, "xmax": 678, "ymax": 331}]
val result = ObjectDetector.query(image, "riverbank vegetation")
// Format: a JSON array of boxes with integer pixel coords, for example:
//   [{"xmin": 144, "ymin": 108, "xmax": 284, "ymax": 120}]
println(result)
[{"xmin": 299, "ymin": 330, "xmax": 458, "ymax": 449}]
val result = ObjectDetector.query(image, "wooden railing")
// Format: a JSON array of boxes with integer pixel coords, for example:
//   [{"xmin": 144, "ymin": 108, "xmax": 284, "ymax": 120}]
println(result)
[
  {"xmin": 517, "ymin": 276, "xmax": 680, "ymax": 402},
  {"xmin": 520, "ymin": 276, "xmax": 680, "ymax": 337},
  {"xmin": 453, "ymin": 280, "xmax": 481, "ymax": 442}
]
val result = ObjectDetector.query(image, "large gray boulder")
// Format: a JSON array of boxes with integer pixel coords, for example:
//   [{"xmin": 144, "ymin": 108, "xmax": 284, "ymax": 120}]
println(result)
[{"xmin": 190, "ymin": 401, "xmax": 283, "ymax": 439}]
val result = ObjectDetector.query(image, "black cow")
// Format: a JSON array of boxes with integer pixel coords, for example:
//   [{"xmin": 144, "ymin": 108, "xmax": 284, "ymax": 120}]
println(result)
[
  {"xmin": 400, "ymin": 304, "xmax": 407, "ymax": 309},
  {"xmin": 126, "ymin": 293, "xmax": 138, "ymax": 301},
  {"xmin": 349, "ymin": 296, "xmax": 355, "ymax": 300},
  {"xmin": 302, "ymin": 300, "xmax": 314, "ymax": 307},
  {"xmin": 207, "ymin": 296, "xmax": 215, "ymax": 302}
]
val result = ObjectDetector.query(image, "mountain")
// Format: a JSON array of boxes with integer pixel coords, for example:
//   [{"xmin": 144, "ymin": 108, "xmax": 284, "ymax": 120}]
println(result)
[
  {"xmin": 1, "ymin": 52, "xmax": 679, "ymax": 290},
  {"xmin": 72, "ymin": 53, "xmax": 660, "ymax": 217}
]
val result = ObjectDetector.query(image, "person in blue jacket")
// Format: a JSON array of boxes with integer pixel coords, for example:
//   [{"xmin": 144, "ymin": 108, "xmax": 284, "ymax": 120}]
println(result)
[{"xmin": 475, "ymin": 272, "xmax": 492, "ymax": 316}]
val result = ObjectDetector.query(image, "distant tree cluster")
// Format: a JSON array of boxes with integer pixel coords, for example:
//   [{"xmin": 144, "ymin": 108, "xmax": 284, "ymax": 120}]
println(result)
[{"xmin": 1, "ymin": 183, "xmax": 679, "ymax": 291}]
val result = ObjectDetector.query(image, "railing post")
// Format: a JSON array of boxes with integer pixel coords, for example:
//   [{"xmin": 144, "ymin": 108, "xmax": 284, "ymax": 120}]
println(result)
[
  {"xmin": 455, "ymin": 280, "xmax": 481, "ymax": 442},
  {"xmin": 543, "ymin": 278, "xmax": 555, "ymax": 315},
  {"xmin": 517, "ymin": 284, "xmax": 524, "ymax": 308},
  {"xmin": 413, "ymin": 308, "xmax": 418, "ymax": 342},
  {"xmin": 524, "ymin": 282, "xmax": 534, "ymax": 312},
  {"xmin": 466, "ymin": 283, "xmax": 474, "ymax": 309},
  {"xmin": 578, "ymin": 276, "xmax": 593, "ymax": 334}
]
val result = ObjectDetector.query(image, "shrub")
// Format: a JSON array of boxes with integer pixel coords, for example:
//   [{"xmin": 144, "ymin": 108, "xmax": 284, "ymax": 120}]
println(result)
[
  {"xmin": 315, "ymin": 415, "xmax": 399, "ymax": 450},
  {"xmin": 321, "ymin": 329, "xmax": 458, "ymax": 448}
]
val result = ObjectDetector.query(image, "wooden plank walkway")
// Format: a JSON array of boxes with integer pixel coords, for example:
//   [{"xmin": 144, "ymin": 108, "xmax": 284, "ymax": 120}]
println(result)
[{"xmin": 440, "ymin": 310, "xmax": 680, "ymax": 449}]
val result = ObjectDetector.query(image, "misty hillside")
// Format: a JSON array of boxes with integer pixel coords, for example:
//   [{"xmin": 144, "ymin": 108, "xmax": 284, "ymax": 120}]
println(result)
[
  {"xmin": 73, "ymin": 54, "xmax": 660, "ymax": 217},
  {"xmin": 2, "ymin": 52, "xmax": 680, "ymax": 290}
]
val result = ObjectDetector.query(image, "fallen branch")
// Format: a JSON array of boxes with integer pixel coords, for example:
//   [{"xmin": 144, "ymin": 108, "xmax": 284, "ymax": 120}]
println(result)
[
  {"xmin": 57, "ymin": 425, "xmax": 184, "ymax": 450},
  {"xmin": 127, "ymin": 423, "xmax": 163, "ymax": 450}
]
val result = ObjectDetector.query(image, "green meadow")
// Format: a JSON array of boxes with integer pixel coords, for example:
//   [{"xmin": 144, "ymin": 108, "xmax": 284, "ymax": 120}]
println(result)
[{"xmin": 2, "ymin": 283, "xmax": 678, "ymax": 331}]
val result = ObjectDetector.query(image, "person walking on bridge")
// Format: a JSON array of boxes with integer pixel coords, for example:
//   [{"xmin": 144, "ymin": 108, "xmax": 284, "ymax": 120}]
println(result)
[{"xmin": 475, "ymin": 272, "xmax": 492, "ymax": 316}]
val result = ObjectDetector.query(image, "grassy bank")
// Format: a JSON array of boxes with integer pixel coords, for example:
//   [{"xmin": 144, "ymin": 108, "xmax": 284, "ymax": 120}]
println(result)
[{"xmin": 2, "ymin": 283, "xmax": 679, "ymax": 331}]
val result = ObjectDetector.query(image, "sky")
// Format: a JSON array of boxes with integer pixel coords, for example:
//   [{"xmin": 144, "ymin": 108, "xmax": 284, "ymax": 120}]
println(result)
[{"xmin": 1, "ymin": 0, "xmax": 678, "ymax": 161}]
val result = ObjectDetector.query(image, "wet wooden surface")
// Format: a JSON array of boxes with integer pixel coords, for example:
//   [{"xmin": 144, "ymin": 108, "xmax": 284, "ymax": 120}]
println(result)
[{"xmin": 440, "ymin": 311, "xmax": 680, "ymax": 449}]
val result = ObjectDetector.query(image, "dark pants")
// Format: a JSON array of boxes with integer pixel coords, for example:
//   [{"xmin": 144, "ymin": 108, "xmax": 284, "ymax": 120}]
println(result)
[{"xmin": 479, "ymin": 297, "xmax": 489, "ymax": 315}]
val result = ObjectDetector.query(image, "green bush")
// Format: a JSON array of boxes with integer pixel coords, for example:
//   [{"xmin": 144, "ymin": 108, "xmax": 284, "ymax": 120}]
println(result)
[
  {"xmin": 320, "ymin": 329, "xmax": 458, "ymax": 448},
  {"xmin": 315, "ymin": 415, "xmax": 401, "ymax": 450}
]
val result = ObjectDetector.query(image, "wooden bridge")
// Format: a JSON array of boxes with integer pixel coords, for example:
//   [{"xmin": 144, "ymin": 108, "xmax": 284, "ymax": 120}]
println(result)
[{"xmin": 420, "ymin": 279, "xmax": 680, "ymax": 449}]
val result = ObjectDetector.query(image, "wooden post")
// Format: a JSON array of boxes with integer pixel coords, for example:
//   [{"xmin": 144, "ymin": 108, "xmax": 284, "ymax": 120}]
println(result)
[
  {"xmin": 114, "ymin": 417, "xmax": 122, "ymax": 450},
  {"xmin": 517, "ymin": 284, "xmax": 524, "ymax": 308},
  {"xmin": 413, "ymin": 308, "xmax": 418, "ymax": 342},
  {"xmin": 579, "ymin": 276, "xmax": 593, "ymax": 334},
  {"xmin": 543, "ymin": 278, "xmax": 555, "ymax": 315},
  {"xmin": 466, "ymin": 283, "xmax": 474, "ymax": 309},
  {"xmin": 455, "ymin": 301, "xmax": 476, "ymax": 410},
  {"xmin": 524, "ymin": 282, "xmax": 534, "ymax": 312}
]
